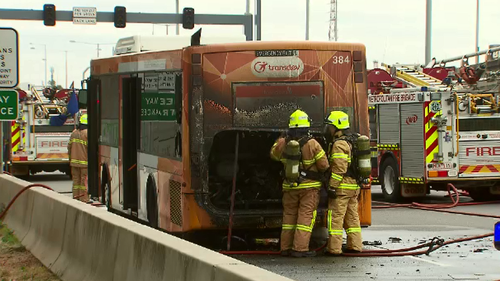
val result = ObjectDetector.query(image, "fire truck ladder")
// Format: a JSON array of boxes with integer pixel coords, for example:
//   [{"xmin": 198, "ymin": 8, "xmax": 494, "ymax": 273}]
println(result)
[
  {"xmin": 29, "ymin": 85, "xmax": 66, "ymax": 117},
  {"xmin": 457, "ymin": 92, "xmax": 500, "ymax": 114},
  {"xmin": 383, "ymin": 63, "xmax": 449, "ymax": 89}
]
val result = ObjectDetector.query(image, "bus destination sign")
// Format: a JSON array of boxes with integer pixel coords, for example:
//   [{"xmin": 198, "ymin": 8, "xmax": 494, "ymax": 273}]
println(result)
[{"xmin": 255, "ymin": 50, "xmax": 299, "ymax": 57}]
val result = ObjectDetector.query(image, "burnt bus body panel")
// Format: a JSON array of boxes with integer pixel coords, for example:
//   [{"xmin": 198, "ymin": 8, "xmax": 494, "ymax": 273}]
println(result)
[{"xmin": 189, "ymin": 44, "xmax": 369, "ymax": 228}]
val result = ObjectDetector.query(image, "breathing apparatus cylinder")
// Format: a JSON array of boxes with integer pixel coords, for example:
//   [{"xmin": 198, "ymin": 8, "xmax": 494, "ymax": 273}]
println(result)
[
  {"xmin": 284, "ymin": 140, "xmax": 301, "ymax": 183},
  {"xmin": 357, "ymin": 135, "xmax": 372, "ymax": 178}
]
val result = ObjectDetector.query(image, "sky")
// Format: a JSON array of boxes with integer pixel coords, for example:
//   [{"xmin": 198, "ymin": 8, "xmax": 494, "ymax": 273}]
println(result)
[{"xmin": 1, "ymin": 0, "xmax": 499, "ymax": 89}]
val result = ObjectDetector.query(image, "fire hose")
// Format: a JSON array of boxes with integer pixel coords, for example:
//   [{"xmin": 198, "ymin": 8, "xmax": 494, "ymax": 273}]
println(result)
[
  {"xmin": 0, "ymin": 183, "xmax": 54, "ymax": 221},
  {"xmin": 0, "ymin": 177, "xmax": 496, "ymax": 257},
  {"xmin": 220, "ymin": 183, "xmax": 498, "ymax": 256}
]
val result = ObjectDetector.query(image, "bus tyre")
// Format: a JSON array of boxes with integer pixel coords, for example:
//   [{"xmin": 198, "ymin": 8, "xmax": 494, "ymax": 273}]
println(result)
[
  {"xmin": 146, "ymin": 175, "xmax": 159, "ymax": 228},
  {"xmin": 380, "ymin": 157, "xmax": 402, "ymax": 202}
]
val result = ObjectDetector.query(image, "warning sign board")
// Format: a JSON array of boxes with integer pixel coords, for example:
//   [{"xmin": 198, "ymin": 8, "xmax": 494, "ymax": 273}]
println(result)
[{"xmin": 0, "ymin": 28, "xmax": 19, "ymax": 88}]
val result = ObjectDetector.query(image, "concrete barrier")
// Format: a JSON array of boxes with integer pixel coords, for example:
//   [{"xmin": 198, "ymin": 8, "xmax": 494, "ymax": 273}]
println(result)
[{"xmin": 0, "ymin": 175, "xmax": 293, "ymax": 281}]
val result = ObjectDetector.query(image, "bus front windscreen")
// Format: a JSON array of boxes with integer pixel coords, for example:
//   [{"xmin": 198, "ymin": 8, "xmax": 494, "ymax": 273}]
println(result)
[{"xmin": 232, "ymin": 81, "xmax": 324, "ymax": 129}]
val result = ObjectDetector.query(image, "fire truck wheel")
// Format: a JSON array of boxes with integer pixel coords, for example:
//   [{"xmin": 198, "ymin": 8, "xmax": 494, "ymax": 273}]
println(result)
[
  {"xmin": 146, "ymin": 175, "xmax": 159, "ymax": 228},
  {"xmin": 467, "ymin": 188, "xmax": 500, "ymax": 202},
  {"xmin": 380, "ymin": 157, "xmax": 402, "ymax": 202}
]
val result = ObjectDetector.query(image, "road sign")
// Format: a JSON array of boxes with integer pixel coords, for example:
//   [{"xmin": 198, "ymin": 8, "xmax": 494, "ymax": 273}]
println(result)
[
  {"xmin": 74, "ymin": 18, "xmax": 97, "ymax": 25},
  {"xmin": 0, "ymin": 89, "xmax": 19, "ymax": 120},
  {"xmin": 73, "ymin": 7, "xmax": 97, "ymax": 25},
  {"xmin": 0, "ymin": 28, "xmax": 19, "ymax": 88},
  {"xmin": 73, "ymin": 7, "xmax": 97, "ymax": 18}
]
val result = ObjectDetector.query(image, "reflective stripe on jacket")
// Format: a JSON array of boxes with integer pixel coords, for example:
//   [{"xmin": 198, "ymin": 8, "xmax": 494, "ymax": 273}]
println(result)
[
  {"xmin": 68, "ymin": 129, "xmax": 88, "ymax": 167},
  {"xmin": 328, "ymin": 132, "xmax": 359, "ymax": 190},
  {"xmin": 270, "ymin": 136, "xmax": 329, "ymax": 190}
]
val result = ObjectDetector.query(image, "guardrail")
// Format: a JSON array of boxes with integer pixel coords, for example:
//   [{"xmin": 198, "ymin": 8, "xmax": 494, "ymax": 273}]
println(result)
[{"xmin": 0, "ymin": 175, "xmax": 293, "ymax": 281}]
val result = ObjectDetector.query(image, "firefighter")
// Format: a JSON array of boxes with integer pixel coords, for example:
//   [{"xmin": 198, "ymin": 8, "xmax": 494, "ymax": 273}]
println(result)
[
  {"xmin": 68, "ymin": 114, "xmax": 88, "ymax": 202},
  {"xmin": 323, "ymin": 111, "xmax": 362, "ymax": 255},
  {"xmin": 270, "ymin": 109, "xmax": 329, "ymax": 258}
]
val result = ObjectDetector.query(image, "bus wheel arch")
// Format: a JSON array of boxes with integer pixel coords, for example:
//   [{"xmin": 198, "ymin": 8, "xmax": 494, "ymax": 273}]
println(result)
[
  {"xmin": 146, "ymin": 174, "xmax": 159, "ymax": 228},
  {"xmin": 379, "ymin": 153, "xmax": 402, "ymax": 202}
]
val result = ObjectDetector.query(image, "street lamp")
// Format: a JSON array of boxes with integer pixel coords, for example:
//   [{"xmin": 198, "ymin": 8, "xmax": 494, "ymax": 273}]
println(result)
[
  {"xmin": 30, "ymin": 43, "xmax": 47, "ymax": 86},
  {"xmin": 69, "ymin": 40, "xmax": 114, "ymax": 58}
]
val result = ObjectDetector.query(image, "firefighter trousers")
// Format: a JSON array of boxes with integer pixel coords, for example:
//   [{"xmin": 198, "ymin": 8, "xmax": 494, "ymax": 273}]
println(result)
[
  {"xmin": 327, "ymin": 188, "xmax": 362, "ymax": 254},
  {"xmin": 281, "ymin": 188, "xmax": 319, "ymax": 252},
  {"xmin": 71, "ymin": 166, "xmax": 88, "ymax": 202}
]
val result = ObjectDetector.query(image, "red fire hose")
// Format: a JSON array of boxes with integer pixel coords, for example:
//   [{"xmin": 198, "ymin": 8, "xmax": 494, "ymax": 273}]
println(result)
[
  {"xmin": 220, "ymin": 184, "xmax": 498, "ymax": 256},
  {"xmin": 0, "ymin": 183, "xmax": 54, "ymax": 220},
  {"xmin": 0, "ymin": 177, "xmax": 496, "ymax": 257}
]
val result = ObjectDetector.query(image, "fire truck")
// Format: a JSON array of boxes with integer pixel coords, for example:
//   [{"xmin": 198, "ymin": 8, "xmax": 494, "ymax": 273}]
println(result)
[
  {"xmin": 6, "ymin": 85, "xmax": 84, "ymax": 177},
  {"xmin": 369, "ymin": 47, "xmax": 500, "ymax": 201}
]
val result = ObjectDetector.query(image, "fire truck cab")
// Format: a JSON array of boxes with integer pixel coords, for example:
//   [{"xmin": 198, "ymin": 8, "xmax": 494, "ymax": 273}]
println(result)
[{"xmin": 370, "ymin": 87, "xmax": 500, "ymax": 201}]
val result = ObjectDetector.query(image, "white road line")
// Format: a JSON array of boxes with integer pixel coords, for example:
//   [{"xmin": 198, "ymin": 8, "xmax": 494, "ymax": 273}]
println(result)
[{"xmin": 407, "ymin": 255, "xmax": 450, "ymax": 267}]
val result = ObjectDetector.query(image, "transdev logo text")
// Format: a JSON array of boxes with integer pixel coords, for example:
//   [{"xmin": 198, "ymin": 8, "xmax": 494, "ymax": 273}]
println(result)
[{"xmin": 251, "ymin": 57, "xmax": 304, "ymax": 78}]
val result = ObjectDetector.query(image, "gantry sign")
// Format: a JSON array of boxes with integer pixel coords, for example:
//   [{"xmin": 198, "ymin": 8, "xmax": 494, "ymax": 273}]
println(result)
[{"xmin": 0, "ymin": 5, "xmax": 258, "ymax": 40}]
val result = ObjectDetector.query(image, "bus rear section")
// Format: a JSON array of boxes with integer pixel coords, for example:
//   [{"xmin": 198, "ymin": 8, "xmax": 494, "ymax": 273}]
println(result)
[{"xmin": 187, "ymin": 42, "xmax": 371, "ymax": 231}]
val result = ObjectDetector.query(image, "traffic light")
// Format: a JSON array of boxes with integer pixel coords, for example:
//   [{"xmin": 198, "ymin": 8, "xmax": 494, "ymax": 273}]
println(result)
[
  {"xmin": 182, "ymin": 7, "xmax": 195, "ymax": 29},
  {"xmin": 43, "ymin": 4, "xmax": 56, "ymax": 26},
  {"xmin": 114, "ymin": 6, "xmax": 127, "ymax": 28}
]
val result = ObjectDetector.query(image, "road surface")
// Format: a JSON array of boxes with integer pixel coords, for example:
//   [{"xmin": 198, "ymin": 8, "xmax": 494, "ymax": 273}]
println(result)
[{"xmin": 28, "ymin": 174, "xmax": 500, "ymax": 280}]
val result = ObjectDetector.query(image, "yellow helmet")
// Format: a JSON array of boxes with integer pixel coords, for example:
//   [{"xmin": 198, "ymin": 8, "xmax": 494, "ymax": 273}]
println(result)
[
  {"xmin": 79, "ymin": 114, "xmax": 88, "ymax": 125},
  {"xmin": 325, "ymin": 111, "xmax": 350, "ymax": 130},
  {"xmin": 289, "ymin": 109, "xmax": 311, "ymax": 128}
]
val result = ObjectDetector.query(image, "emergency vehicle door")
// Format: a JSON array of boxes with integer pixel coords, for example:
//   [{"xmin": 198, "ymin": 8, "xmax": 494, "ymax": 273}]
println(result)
[{"xmin": 122, "ymin": 77, "xmax": 141, "ymax": 211}]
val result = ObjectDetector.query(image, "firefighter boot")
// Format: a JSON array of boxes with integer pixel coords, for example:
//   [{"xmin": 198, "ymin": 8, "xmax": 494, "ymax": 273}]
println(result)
[{"xmin": 291, "ymin": 250, "xmax": 317, "ymax": 258}]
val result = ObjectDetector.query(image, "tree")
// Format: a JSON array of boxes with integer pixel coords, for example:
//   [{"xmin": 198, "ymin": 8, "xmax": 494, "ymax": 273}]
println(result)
[{"xmin": 48, "ymin": 79, "xmax": 63, "ymax": 90}]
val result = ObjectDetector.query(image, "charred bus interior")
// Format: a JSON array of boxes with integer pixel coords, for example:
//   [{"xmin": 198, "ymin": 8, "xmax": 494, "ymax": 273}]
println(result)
[{"xmin": 208, "ymin": 130, "xmax": 328, "ymax": 211}]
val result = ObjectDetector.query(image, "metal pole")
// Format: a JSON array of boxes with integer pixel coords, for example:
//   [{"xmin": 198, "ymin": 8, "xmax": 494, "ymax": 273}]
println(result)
[
  {"xmin": 83, "ymin": 66, "xmax": 90, "ymax": 80},
  {"xmin": 475, "ymin": 0, "xmax": 480, "ymax": 64},
  {"xmin": 65, "ymin": 51, "xmax": 68, "ymax": 88},
  {"xmin": 256, "ymin": 0, "xmax": 261, "ymax": 41},
  {"xmin": 44, "ymin": 45, "xmax": 47, "ymax": 87},
  {"xmin": 425, "ymin": 0, "xmax": 432, "ymax": 65},
  {"xmin": 305, "ymin": 0, "xmax": 310, "ymax": 40},
  {"xmin": 439, "ymin": 46, "xmax": 500, "ymax": 64},
  {"xmin": 246, "ymin": 0, "xmax": 250, "ymax": 14},
  {"xmin": 334, "ymin": 0, "xmax": 338, "ymax": 41},
  {"xmin": 97, "ymin": 43, "xmax": 100, "ymax": 58},
  {"xmin": 176, "ymin": 0, "xmax": 180, "ymax": 35}
]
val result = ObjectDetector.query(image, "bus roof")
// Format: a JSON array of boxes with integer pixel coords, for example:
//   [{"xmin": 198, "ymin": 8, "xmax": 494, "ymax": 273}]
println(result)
[{"xmin": 91, "ymin": 40, "xmax": 366, "ymax": 75}]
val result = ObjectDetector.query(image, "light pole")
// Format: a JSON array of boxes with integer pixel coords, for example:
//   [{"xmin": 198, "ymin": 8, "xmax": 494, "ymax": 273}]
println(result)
[
  {"xmin": 176, "ymin": 0, "xmax": 180, "ymax": 35},
  {"xmin": 30, "ymin": 43, "xmax": 47, "ymax": 86},
  {"xmin": 69, "ymin": 40, "xmax": 113, "ymax": 58},
  {"xmin": 475, "ymin": 0, "xmax": 480, "ymax": 64}
]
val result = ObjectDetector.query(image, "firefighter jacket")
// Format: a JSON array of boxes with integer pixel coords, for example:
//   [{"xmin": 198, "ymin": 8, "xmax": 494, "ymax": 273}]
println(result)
[
  {"xmin": 270, "ymin": 137, "xmax": 329, "ymax": 190},
  {"xmin": 68, "ymin": 129, "xmax": 88, "ymax": 168},
  {"xmin": 328, "ymin": 131, "xmax": 359, "ymax": 191}
]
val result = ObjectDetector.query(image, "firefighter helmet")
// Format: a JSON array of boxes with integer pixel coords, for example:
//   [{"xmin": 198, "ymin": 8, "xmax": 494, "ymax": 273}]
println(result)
[
  {"xmin": 289, "ymin": 110, "xmax": 311, "ymax": 128},
  {"xmin": 325, "ymin": 111, "xmax": 350, "ymax": 130},
  {"xmin": 79, "ymin": 114, "xmax": 88, "ymax": 125}
]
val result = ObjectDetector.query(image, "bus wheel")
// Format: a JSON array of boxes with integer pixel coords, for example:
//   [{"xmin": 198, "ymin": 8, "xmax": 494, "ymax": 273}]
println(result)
[
  {"xmin": 146, "ymin": 175, "xmax": 159, "ymax": 228},
  {"xmin": 380, "ymin": 157, "xmax": 402, "ymax": 202}
]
